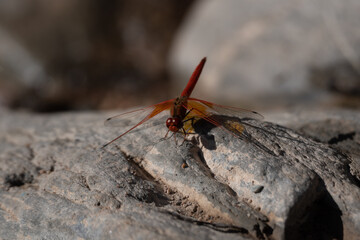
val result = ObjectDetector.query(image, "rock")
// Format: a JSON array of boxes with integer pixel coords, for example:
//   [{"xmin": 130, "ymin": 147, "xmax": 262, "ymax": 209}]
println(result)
[
  {"xmin": 267, "ymin": 109, "xmax": 360, "ymax": 186},
  {"xmin": 0, "ymin": 0, "xmax": 193, "ymax": 110},
  {"xmin": 310, "ymin": 61, "xmax": 360, "ymax": 96},
  {"xmin": 169, "ymin": 0, "xmax": 360, "ymax": 108},
  {"xmin": 0, "ymin": 107, "xmax": 359, "ymax": 239}
]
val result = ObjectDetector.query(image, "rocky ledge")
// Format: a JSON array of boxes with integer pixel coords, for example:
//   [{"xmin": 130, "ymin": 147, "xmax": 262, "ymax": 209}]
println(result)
[{"xmin": 0, "ymin": 108, "xmax": 359, "ymax": 240}]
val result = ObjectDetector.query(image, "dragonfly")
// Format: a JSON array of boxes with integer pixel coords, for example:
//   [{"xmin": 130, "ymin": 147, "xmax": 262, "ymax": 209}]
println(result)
[{"xmin": 102, "ymin": 57, "xmax": 263, "ymax": 148}]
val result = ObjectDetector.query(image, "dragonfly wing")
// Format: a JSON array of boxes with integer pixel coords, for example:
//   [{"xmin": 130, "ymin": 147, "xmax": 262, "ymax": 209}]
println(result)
[
  {"xmin": 184, "ymin": 99, "xmax": 261, "ymax": 140},
  {"xmin": 188, "ymin": 98, "xmax": 263, "ymax": 120},
  {"xmin": 105, "ymin": 99, "xmax": 175, "ymax": 127},
  {"xmin": 184, "ymin": 100, "xmax": 222, "ymax": 127},
  {"xmin": 186, "ymin": 99, "xmax": 275, "ymax": 155},
  {"xmin": 105, "ymin": 107, "xmax": 155, "ymax": 127},
  {"xmin": 102, "ymin": 99, "xmax": 175, "ymax": 147}
]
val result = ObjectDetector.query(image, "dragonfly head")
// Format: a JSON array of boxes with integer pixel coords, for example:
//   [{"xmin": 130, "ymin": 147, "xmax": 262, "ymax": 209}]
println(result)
[{"xmin": 166, "ymin": 117, "xmax": 182, "ymax": 132}]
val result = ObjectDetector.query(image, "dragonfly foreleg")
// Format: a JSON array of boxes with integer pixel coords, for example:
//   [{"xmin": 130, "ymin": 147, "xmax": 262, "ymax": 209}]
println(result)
[
  {"xmin": 182, "ymin": 115, "xmax": 197, "ymax": 133},
  {"xmin": 184, "ymin": 108, "xmax": 194, "ymax": 118},
  {"xmin": 164, "ymin": 128, "xmax": 171, "ymax": 138}
]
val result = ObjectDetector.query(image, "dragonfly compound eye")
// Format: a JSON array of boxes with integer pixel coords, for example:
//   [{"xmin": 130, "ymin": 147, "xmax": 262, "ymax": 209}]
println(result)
[
  {"xmin": 166, "ymin": 118, "xmax": 172, "ymax": 128},
  {"xmin": 166, "ymin": 118, "xmax": 182, "ymax": 132}
]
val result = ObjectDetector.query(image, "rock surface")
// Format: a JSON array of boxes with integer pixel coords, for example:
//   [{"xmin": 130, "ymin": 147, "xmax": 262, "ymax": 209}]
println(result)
[
  {"xmin": 0, "ymin": 108, "xmax": 359, "ymax": 239},
  {"xmin": 169, "ymin": 0, "xmax": 360, "ymax": 107}
]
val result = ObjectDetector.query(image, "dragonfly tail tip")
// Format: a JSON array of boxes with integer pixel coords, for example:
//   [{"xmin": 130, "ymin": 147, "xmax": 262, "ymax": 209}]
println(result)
[{"xmin": 101, "ymin": 143, "xmax": 109, "ymax": 149}]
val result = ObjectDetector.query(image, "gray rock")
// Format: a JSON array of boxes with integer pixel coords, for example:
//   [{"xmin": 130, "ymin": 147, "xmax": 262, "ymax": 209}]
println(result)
[
  {"xmin": 169, "ymin": 0, "xmax": 360, "ymax": 106},
  {"xmin": 0, "ymin": 108, "xmax": 359, "ymax": 239},
  {"xmin": 268, "ymin": 109, "xmax": 360, "ymax": 192}
]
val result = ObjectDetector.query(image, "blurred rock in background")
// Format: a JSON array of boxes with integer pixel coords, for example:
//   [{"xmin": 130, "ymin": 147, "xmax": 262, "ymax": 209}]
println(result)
[
  {"xmin": 169, "ymin": 0, "xmax": 360, "ymax": 110},
  {"xmin": 0, "ymin": 0, "xmax": 193, "ymax": 111},
  {"xmin": 0, "ymin": 0, "xmax": 359, "ymax": 113}
]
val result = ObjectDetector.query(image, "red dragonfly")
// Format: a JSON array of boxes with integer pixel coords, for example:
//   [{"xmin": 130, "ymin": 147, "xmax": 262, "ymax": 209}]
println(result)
[{"xmin": 103, "ymin": 57, "xmax": 263, "ymax": 148}]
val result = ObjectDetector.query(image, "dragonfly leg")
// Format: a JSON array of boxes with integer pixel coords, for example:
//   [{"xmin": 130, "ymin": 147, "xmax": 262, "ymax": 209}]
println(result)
[
  {"xmin": 182, "ymin": 116, "xmax": 197, "ymax": 133},
  {"xmin": 164, "ymin": 128, "xmax": 170, "ymax": 138},
  {"xmin": 180, "ymin": 128, "xmax": 188, "ymax": 145},
  {"xmin": 184, "ymin": 108, "xmax": 194, "ymax": 118},
  {"xmin": 173, "ymin": 132, "xmax": 178, "ymax": 145},
  {"xmin": 182, "ymin": 127, "xmax": 187, "ymax": 135},
  {"xmin": 182, "ymin": 117, "xmax": 195, "ymax": 124}
]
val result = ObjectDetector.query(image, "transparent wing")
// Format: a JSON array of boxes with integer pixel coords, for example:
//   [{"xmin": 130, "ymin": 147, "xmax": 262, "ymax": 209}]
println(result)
[
  {"xmin": 187, "ymin": 98, "xmax": 263, "ymax": 120},
  {"xmin": 185, "ymin": 99, "xmax": 274, "ymax": 155},
  {"xmin": 105, "ymin": 106, "xmax": 157, "ymax": 128},
  {"xmin": 102, "ymin": 99, "xmax": 175, "ymax": 147},
  {"xmin": 183, "ymin": 98, "xmax": 263, "ymax": 140}
]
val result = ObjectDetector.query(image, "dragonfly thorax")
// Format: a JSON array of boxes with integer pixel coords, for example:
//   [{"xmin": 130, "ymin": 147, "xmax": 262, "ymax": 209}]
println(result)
[{"xmin": 166, "ymin": 117, "xmax": 183, "ymax": 132}]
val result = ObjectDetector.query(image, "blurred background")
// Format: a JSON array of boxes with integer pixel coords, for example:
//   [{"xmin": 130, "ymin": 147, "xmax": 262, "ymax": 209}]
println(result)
[{"xmin": 0, "ymin": 0, "xmax": 359, "ymax": 113}]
